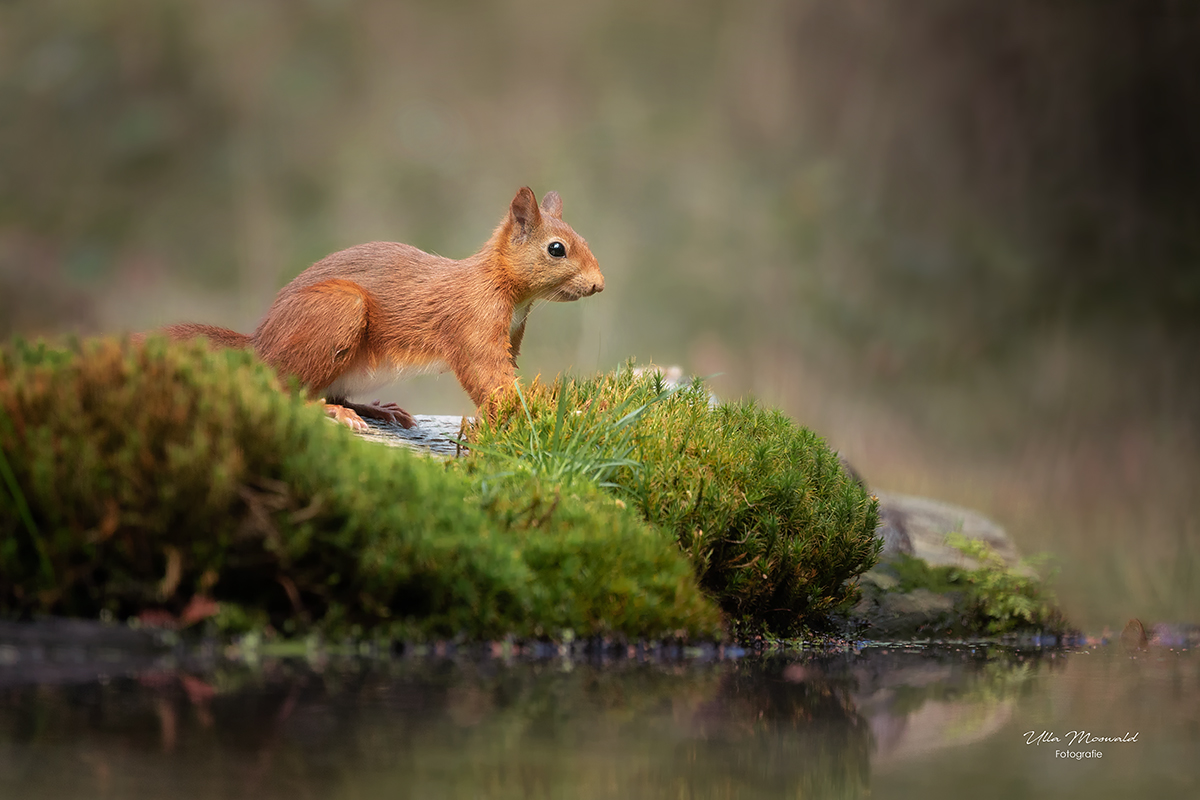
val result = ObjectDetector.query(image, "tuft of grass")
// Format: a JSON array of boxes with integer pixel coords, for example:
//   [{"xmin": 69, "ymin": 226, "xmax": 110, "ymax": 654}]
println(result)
[
  {"xmin": 462, "ymin": 379, "xmax": 655, "ymax": 490},
  {"xmin": 464, "ymin": 366, "xmax": 881, "ymax": 634},
  {"xmin": 0, "ymin": 337, "xmax": 720, "ymax": 640}
]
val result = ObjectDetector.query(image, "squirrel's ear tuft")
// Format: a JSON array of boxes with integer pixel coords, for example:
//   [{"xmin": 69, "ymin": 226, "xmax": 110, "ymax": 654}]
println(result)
[
  {"xmin": 540, "ymin": 191, "xmax": 562, "ymax": 218},
  {"xmin": 509, "ymin": 187, "xmax": 542, "ymax": 238}
]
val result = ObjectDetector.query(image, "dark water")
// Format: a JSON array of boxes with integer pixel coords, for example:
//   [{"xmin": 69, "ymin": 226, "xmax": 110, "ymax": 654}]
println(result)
[{"xmin": 0, "ymin": 638, "xmax": 1195, "ymax": 799}]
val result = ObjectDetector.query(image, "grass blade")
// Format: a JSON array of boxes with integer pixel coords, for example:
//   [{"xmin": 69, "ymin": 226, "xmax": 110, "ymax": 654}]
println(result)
[
  {"xmin": 0, "ymin": 414, "xmax": 53, "ymax": 584},
  {"xmin": 550, "ymin": 379, "xmax": 570, "ymax": 451}
]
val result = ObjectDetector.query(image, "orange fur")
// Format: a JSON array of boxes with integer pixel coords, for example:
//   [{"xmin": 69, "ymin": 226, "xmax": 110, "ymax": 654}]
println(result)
[{"xmin": 152, "ymin": 187, "xmax": 604, "ymax": 429}]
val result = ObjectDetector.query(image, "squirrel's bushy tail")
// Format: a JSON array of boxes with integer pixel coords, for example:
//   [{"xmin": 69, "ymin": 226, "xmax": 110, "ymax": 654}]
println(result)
[{"xmin": 156, "ymin": 323, "xmax": 253, "ymax": 350}]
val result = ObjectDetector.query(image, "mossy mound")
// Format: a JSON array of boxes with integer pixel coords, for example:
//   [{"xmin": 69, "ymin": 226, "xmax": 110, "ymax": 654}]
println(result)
[
  {"xmin": 0, "ymin": 337, "xmax": 720, "ymax": 640},
  {"xmin": 465, "ymin": 368, "xmax": 881, "ymax": 634}
]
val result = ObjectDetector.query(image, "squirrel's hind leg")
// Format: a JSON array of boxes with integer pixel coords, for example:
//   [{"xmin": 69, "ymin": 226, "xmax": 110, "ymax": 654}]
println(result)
[{"xmin": 254, "ymin": 279, "xmax": 374, "ymax": 394}]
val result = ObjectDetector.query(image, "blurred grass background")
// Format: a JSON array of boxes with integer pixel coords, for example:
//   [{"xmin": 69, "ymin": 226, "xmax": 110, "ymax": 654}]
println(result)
[{"xmin": 1, "ymin": 0, "xmax": 1196, "ymax": 631}]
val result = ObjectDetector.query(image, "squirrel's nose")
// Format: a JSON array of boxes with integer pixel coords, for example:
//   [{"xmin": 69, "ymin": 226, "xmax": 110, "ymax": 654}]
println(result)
[{"xmin": 591, "ymin": 276, "xmax": 604, "ymax": 294}]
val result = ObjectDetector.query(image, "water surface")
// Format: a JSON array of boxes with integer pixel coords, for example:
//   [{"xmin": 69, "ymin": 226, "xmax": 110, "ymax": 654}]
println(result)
[{"xmin": 0, "ymin": 639, "xmax": 1194, "ymax": 799}]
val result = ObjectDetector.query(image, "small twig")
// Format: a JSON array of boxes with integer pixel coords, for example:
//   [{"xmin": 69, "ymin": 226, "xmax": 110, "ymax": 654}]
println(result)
[
  {"xmin": 276, "ymin": 575, "xmax": 307, "ymax": 619},
  {"xmin": 157, "ymin": 545, "xmax": 183, "ymax": 600}
]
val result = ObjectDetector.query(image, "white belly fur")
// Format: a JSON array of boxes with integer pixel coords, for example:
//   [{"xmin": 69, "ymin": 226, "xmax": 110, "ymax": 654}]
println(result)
[{"xmin": 324, "ymin": 357, "xmax": 451, "ymax": 399}]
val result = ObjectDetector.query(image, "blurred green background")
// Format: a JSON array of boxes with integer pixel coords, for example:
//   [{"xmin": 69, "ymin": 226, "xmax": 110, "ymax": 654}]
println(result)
[{"xmin": 2, "ymin": 0, "xmax": 1197, "ymax": 631}]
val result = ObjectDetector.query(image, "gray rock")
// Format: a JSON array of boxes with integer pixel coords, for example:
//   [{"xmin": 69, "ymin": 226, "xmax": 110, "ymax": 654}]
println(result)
[
  {"xmin": 849, "ymin": 492, "xmax": 1035, "ymax": 639},
  {"xmin": 853, "ymin": 582, "xmax": 968, "ymax": 639},
  {"xmin": 353, "ymin": 414, "xmax": 470, "ymax": 457},
  {"xmin": 0, "ymin": 617, "xmax": 174, "ymax": 651},
  {"xmin": 873, "ymin": 491, "xmax": 1021, "ymax": 569}
]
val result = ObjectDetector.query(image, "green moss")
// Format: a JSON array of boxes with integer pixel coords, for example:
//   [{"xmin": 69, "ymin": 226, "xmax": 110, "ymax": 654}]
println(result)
[
  {"xmin": 883, "ymin": 535, "xmax": 1063, "ymax": 635},
  {"xmin": 0, "ymin": 337, "xmax": 720, "ymax": 640},
  {"xmin": 464, "ymin": 367, "xmax": 881, "ymax": 634},
  {"xmin": 890, "ymin": 554, "xmax": 964, "ymax": 596},
  {"xmin": 0, "ymin": 342, "xmax": 880, "ymax": 639},
  {"xmin": 945, "ymin": 533, "xmax": 1064, "ymax": 634}
]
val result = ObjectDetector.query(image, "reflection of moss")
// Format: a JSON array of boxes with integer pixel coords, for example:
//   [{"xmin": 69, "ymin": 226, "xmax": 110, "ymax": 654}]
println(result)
[
  {"xmin": 714, "ymin": 659, "xmax": 871, "ymax": 797},
  {"xmin": 1, "ymin": 657, "xmax": 874, "ymax": 799},
  {"xmin": 886, "ymin": 658, "xmax": 1038, "ymax": 718},
  {"xmin": 0, "ymin": 337, "xmax": 719, "ymax": 639}
]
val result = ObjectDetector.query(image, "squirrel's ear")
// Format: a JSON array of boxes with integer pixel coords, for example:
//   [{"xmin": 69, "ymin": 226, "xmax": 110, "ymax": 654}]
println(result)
[
  {"xmin": 540, "ymin": 191, "xmax": 562, "ymax": 218},
  {"xmin": 509, "ymin": 187, "xmax": 542, "ymax": 238}
]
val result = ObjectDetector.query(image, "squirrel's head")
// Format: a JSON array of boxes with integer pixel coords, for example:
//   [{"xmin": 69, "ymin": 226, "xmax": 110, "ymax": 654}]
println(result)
[{"xmin": 497, "ymin": 187, "xmax": 604, "ymax": 303}]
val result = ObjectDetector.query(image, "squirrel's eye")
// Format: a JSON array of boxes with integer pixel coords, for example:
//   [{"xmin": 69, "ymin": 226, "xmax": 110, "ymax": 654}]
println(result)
[{"xmin": 547, "ymin": 241, "xmax": 566, "ymax": 258}]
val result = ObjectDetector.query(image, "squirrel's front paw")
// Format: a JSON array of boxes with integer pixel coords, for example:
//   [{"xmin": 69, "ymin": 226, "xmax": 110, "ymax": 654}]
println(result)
[
  {"xmin": 325, "ymin": 403, "xmax": 371, "ymax": 432},
  {"xmin": 343, "ymin": 399, "xmax": 417, "ymax": 429},
  {"xmin": 369, "ymin": 400, "xmax": 417, "ymax": 429}
]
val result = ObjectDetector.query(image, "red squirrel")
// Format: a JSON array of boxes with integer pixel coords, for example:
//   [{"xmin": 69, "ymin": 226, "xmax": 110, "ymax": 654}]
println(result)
[{"xmin": 159, "ymin": 187, "xmax": 604, "ymax": 431}]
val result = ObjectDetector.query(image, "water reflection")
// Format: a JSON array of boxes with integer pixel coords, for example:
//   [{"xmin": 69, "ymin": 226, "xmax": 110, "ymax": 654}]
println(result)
[{"xmin": 0, "ymin": 642, "xmax": 1194, "ymax": 799}]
